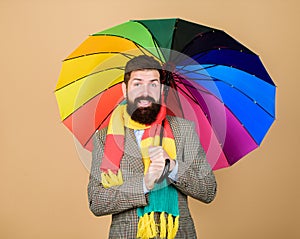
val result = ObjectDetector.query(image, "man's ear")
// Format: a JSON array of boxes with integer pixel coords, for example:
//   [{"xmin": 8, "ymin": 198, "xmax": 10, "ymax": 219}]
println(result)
[
  {"xmin": 122, "ymin": 82, "xmax": 127, "ymax": 98},
  {"xmin": 160, "ymin": 83, "xmax": 165, "ymax": 98},
  {"xmin": 160, "ymin": 83, "xmax": 164, "ymax": 93}
]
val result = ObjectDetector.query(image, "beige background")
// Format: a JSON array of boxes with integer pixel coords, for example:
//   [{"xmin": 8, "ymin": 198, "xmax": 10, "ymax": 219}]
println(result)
[{"xmin": 1, "ymin": 0, "xmax": 299, "ymax": 238}]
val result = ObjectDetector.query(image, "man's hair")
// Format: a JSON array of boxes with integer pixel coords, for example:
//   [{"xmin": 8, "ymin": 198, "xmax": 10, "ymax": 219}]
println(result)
[{"xmin": 123, "ymin": 55, "xmax": 163, "ymax": 86}]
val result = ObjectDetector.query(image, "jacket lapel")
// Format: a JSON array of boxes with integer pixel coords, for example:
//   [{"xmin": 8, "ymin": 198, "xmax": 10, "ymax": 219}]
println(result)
[{"xmin": 167, "ymin": 116, "xmax": 183, "ymax": 157}]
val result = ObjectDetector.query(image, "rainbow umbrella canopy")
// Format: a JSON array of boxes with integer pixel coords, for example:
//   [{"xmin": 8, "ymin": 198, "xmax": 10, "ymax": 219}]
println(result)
[{"xmin": 55, "ymin": 18, "xmax": 276, "ymax": 170}]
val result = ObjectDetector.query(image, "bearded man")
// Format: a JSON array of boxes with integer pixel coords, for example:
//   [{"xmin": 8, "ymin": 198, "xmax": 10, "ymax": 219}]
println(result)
[{"xmin": 88, "ymin": 55, "xmax": 217, "ymax": 239}]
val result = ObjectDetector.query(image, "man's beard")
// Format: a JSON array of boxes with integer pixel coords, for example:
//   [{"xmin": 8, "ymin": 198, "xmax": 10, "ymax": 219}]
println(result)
[{"xmin": 127, "ymin": 96, "xmax": 161, "ymax": 125}]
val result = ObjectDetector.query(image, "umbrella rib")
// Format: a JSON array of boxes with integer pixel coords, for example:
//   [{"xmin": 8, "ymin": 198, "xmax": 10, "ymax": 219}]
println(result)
[
  {"xmin": 174, "ymin": 74, "xmax": 218, "ymax": 99},
  {"xmin": 64, "ymin": 32, "xmax": 157, "ymax": 61},
  {"xmin": 83, "ymin": 105, "xmax": 119, "ymax": 148},
  {"xmin": 190, "ymin": 49, "xmax": 275, "ymax": 85},
  {"xmin": 64, "ymin": 51, "xmax": 136, "ymax": 62},
  {"xmin": 132, "ymin": 21, "xmax": 166, "ymax": 61},
  {"xmin": 55, "ymin": 66, "xmax": 124, "ymax": 92},
  {"xmin": 173, "ymin": 83, "xmax": 204, "ymax": 106},
  {"xmin": 169, "ymin": 79, "xmax": 259, "ymax": 160},
  {"xmin": 56, "ymin": 51, "xmax": 140, "ymax": 92},
  {"xmin": 173, "ymin": 83, "xmax": 235, "ymax": 148},
  {"xmin": 167, "ymin": 18, "xmax": 180, "ymax": 62},
  {"xmin": 176, "ymin": 63, "xmax": 217, "ymax": 74},
  {"xmin": 171, "ymin": 19, "xmax": 179, "ymax": 50},
  {"xmin": 95, "ymin": 33, "xmax": 165, "ymax": 61},
  {"xmin": 164, "ymin": 84, "xmax": 186, "ymax": 117},
  {"xmin": 176, "ymin": 76, "xmax": 274, "ymax": 118},
  {"xmin": 172, "ymin": 74, "xmax": 214, "ymax": 116},
  {"xmin": 169, "ymin": 73, "xmax": 221, "ymax": 120},
  {"xmin": 131, "ymin": 41, "xmax": 163, "ymax": 61},
  {"xmin": 180, "ymin": 29, "xmax": 254, "ymax": 57},
  {"xmin": 174, "ymin": 79, "xmax": 274, "ymax": 148},
  {"xmin": 171, "ymin": 79, "xmax": 242, "ymax": 150},
  {"xmin": 174, "ymin": 77, "xmax": 262, "ymax": 149},
  {"xmin": 57, "ymin": 43, "xmax": 165, "ymax": 92}
]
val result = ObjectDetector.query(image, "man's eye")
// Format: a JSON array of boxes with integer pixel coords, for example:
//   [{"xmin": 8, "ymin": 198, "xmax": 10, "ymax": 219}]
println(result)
[
  {"xmin": 134, "ymin": 83, "xmax": 140, "ymax": 87},
  {"xmin": 151, "ymin": 83, "xmax": 157, "ymax": 87}
]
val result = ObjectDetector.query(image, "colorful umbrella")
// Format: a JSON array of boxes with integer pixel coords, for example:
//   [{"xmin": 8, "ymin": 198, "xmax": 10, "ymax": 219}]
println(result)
[{"xmin": 55, "ymin": 18, "xmax": 276, "ymax": 170}]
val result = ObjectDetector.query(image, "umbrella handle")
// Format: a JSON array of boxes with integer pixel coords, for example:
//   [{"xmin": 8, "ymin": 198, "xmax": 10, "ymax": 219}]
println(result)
[
  {"xmin": 156, "ymin": 119, "xmax": 170, "ymax": 184},
  {"xmin": 156, "ymin": 159, "xmax": 170, "ymax": 184}
]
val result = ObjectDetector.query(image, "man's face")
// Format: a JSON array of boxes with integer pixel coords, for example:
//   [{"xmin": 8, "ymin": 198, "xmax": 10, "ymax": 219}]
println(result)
[{"xmin": 122, "ymin": 69, "xmax": 163, "ymax": 124}]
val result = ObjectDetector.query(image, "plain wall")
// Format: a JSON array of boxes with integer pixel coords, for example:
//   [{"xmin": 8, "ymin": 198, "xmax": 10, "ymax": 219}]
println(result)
[{"xmin": 0, "ymin": 0, "xmax": 299, "ymax": 238}]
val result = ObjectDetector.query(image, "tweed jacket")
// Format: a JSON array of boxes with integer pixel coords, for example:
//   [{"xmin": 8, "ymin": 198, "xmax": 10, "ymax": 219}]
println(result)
[{"xmin": 88, "ymin": 116, "xmax": 217, "ymax": 239}]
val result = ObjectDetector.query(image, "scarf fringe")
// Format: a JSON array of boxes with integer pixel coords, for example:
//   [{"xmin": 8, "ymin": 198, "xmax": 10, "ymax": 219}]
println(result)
[
  {"xmin": 137, "ymin": 212, "xmax": 179, "ymax": 239},
  {"xmin": 101, "ymin": 170, "xmax": 123, "ymax": 188}
]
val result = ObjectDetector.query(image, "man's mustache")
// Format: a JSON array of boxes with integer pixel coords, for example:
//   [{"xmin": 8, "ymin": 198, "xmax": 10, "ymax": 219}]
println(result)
[{"xmin": 134, "ymin": 96, "xmax": 156, "ymax": 105}]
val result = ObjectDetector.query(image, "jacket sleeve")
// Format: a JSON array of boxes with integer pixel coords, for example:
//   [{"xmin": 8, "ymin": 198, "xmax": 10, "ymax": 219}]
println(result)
[
  {"xmin": 171, "ymin": 120, "xmax": 217, "ymax": 203},
  {"xmin": 87, "ymin": 129, "xmax": 148, "ymax": 217}
]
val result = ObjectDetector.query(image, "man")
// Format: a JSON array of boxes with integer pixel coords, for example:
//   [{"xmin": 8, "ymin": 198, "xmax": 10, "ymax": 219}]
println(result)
[{"xmin": 88, "ymin": 55, "xmax": 217, "ymax": 238}]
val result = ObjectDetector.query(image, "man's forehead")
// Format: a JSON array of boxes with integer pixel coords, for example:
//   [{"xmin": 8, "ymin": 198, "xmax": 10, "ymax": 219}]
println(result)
[{"xmin": 129, "ymin": 69, "xmax": 160, "ymax": 81}]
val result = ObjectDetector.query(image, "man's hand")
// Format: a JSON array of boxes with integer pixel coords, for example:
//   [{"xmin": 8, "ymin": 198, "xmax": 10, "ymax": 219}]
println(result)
[{"xmin": 144, "ymin": 146, "xmax": 175, "ymax": 190}]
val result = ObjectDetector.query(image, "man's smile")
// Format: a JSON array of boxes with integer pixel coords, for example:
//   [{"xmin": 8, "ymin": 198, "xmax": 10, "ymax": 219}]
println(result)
[
  {"xmin": 137, "ymin": 99, "xmax": 152, "ymax": 108},
  {"xmin": 134, "ymin": 96, "xmax": 155, "ymax": 109}
]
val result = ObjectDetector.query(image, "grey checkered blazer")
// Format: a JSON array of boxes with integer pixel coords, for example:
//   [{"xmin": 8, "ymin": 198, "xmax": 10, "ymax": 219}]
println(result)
[{"xmin": 88, "ymin": 116, "xmax": 217, "ymax": 238}]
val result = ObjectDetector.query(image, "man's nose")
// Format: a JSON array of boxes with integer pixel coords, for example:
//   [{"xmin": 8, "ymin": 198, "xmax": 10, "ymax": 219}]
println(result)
[{"xmin": 141, "ymin": 85, "xmax": 150, "ymax": 96}]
